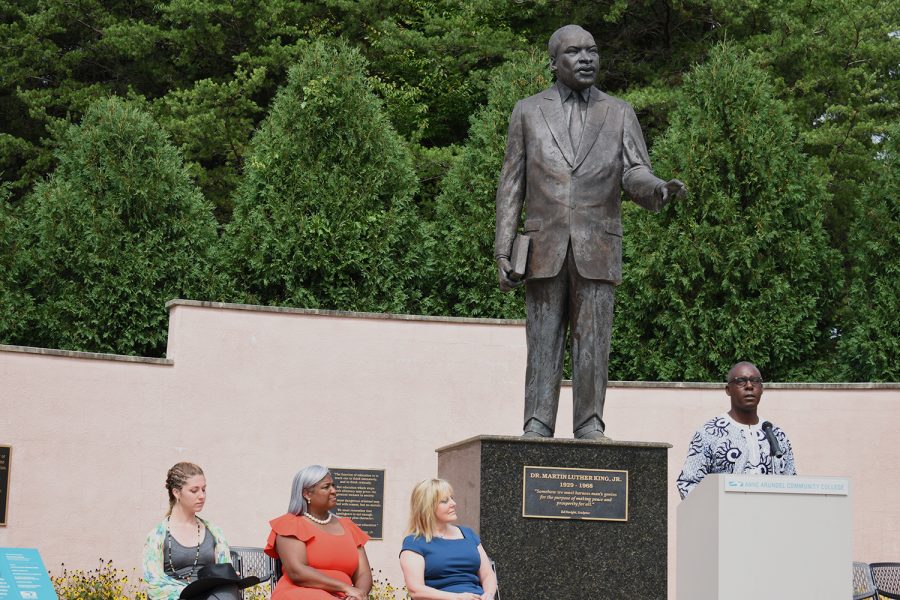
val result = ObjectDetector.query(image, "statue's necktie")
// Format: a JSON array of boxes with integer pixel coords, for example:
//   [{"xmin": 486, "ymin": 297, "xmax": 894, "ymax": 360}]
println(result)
[{"xmin": 568, "ymin": 92, "xmax": 585, "ymax": 154}]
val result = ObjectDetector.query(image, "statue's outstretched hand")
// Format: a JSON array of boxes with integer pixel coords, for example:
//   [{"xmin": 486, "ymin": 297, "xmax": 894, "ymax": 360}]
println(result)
[
  {"xmin": 497, "ymin": 257, "xmax": 523, "ymax": 292},
  {"xmin": 661, "ymin": 179, "xmax": 687, "ymax": 202}
]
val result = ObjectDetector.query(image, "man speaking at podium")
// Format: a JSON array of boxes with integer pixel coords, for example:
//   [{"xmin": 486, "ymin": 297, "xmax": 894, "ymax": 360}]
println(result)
[{"xmin": 677, "ymin": 361, "xmax": 797, "ymax": 499}]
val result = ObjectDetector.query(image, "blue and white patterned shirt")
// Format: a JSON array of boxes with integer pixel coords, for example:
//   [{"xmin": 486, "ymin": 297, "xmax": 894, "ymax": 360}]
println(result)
[{"xmin": 677, "ymin": 413, "xmax": 797, "ymax": 499}]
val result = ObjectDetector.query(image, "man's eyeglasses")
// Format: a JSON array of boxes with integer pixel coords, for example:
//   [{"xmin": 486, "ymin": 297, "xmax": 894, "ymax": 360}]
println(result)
[{"xmin": 728, "ymin": 376, "xmax": 764, "ymax": 386}]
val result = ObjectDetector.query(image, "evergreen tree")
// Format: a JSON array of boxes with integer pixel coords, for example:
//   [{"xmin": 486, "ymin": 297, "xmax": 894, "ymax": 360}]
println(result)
[
  {"xmin": 422, "ymin": 49, "xmax": 549, "ymax": 318},
  {"xmin": 611, "ymin": 44, "xmax": 842, "ymax": 382},
  {"xmin": 0, "ymin": 184, "xmax": 34, "ymax": 342},
  {"xmin": 835, "ymin": 123, "xmax": 900, "ymax": 381},
  {"xmin": 4, "ymin": 98, "xmax": 221, "ymax": 356},
  {"xmin": 221, "ymin": 38, "xmax": 420, "ymax": 313}
]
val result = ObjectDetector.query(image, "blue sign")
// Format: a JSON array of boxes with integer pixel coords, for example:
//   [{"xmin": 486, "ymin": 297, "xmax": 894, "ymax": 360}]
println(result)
[{"xmin": 0, "ymin": 548, "xmax": 58, "ymax": 600}]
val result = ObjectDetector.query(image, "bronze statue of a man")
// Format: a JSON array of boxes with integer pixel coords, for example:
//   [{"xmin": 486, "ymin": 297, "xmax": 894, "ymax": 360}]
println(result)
[{"xmin": 494, "ymin": 25, "xmax": 686, "ymax": 439}]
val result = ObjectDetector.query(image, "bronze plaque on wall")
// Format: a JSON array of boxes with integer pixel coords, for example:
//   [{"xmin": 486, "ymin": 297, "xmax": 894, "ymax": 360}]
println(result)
[
  {"xmin": 522, "ymin": 465, "xmax": 628, "ymax": 521},
  {"xmin": 330, "ymin": 468, "xmax": 385, "ymax": 539},
  {"xmin": 0, "ymin": 445, "xmax": 10, "ymax": 526}
]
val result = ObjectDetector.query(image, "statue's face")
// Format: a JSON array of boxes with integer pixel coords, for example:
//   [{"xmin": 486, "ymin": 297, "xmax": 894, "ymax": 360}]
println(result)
[{"xmin": 551, "ymin": 28, "xmax": 598, "ymax": 91}]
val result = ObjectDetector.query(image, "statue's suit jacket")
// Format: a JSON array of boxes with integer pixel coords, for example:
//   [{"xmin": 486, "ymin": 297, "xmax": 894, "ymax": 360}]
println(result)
[{"xmin": 495, "ymin": 84, "xmax": 667, "ymax": 282}]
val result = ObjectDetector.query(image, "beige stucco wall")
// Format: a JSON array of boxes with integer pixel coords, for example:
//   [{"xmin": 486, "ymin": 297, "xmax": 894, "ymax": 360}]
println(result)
[{"xmin": 1, "ymin": 300, "xmax": 897, "ymax": 598}]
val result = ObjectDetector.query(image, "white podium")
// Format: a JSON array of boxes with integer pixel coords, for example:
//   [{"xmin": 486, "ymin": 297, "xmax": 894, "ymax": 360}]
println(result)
[{"xmin": 677, "ymin": 474, "xmax": 851, "ymax": 599}]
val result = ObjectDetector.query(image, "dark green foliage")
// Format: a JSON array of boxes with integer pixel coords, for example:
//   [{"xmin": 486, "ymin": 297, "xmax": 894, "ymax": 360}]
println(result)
[
  {"xmin": 148, "ymin": 0, "xmax": 319, "ymax": 214},
  {"xmin": 0, "ymin": 0, "xmax": 164, "ymax": 195},
  {"xmin": 722, "ymin": 0, "xmax": 900, "ymax": 259},
  {"xmin": 0, "ymin": 0, "xmax": 895, "ymax": 380},
  {"xmin": 835, "ymin": 124, "xmax": 900, "ymax": 381},
  {"xmin": 611, "ymin": 45, "xmax": 842, "ymax": 382},
  {"xmin": 1, "ymin": 98, "xmax": 222, "ymax": 356},
  {"xmin": 150, "ymin": 67, "xmax": 268, "ymax": 221},
  {"xmin": 0, "ymin": 185, "xmax": 34, "ymax": 342},
  {"xmin": 364, "ymin": 1, "xmax": 526, "ymax": 145},
  {"xmin": 422, "ymin": 49, "xmax": 549, "ymax": 318},
  {"xmin": 221, "ymin": 38, "xmax": 420, "ymax": 313},
  {"xmin": 0, "ymin": 0, "xmax": 317, "ymax": 212},
  {"xmin": 3, "ymin": 0, "xmax": 894, "ymax": 226}
]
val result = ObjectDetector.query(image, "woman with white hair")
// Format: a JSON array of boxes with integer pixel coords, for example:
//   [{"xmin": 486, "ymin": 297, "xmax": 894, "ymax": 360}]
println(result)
[
  {"xmin": 264, "ymin": 465, "xmax": 372, "ymax": 600},
  {"xmin": 399, "ymin": 478, "xmax": 497, "ymax": 600}
]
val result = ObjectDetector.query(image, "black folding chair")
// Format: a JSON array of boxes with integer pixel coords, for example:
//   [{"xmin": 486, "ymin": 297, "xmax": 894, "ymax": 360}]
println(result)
[
  {"xmin": 230, "ymin": 546, "xmax": 276, "ymax": 599},
  {"xmin": 870, "ymin": 562, "xmax": 900, "ymax": 599}
]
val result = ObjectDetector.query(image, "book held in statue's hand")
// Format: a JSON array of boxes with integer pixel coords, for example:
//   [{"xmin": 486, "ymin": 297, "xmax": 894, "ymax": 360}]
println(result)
[{"xmin": 510, "ymin": 234, "xmax": 530, "ymax": 281}]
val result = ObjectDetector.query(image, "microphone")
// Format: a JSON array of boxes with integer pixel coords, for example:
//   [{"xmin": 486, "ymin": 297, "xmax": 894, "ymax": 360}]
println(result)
[{"xmin": 761, "ymin": 421, "xmax": 783, "ymax": 459}]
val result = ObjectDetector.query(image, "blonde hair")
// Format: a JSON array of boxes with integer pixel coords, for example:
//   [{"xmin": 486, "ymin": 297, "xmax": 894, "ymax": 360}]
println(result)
[
  {"xmin": 164, "ymin": 462, "xmax": 204, "ymax": 516},
  {"xmin": 406, "ymin": 478, "xmax": 453, "ymax": 542}
]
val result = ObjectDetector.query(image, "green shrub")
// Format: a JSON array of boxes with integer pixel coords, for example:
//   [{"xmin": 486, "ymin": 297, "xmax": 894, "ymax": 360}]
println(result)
[
  {"xmin": 0, "ymin": 184, "xmax": 34, "ymax": 342},
  {"xmin": 222, "ymin": 38, "xmax": 420, "ymax": 313},
  {"xmin": 3, "ymin": 97, "xmax": 222, "ymax": 356},
  {"xmin": 612, "ymin": 44, "xmax": 842, "ymax": 381},
  {"xmin": 835, "ymin": 123, "xmax": 900, "ymax": 381}
]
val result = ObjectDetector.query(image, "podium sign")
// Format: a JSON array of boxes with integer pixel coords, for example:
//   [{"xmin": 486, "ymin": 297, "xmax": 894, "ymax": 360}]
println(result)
[
  {"xmin": 677, "ymin": 474, "xmax": 851, "ymax": 600},
  {"xmin": 722, "ymin": 474, "xmax": 849, "ymax": 496}
]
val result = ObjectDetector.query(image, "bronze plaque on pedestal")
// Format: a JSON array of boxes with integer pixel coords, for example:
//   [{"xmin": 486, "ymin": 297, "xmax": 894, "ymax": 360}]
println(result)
[
  {"xmin": 330, "ymin": 467, "xmax": 385, "ymax": 539},
  {"xmin": 522, "ymin": 465, "xmax": 628, "ymax": 521},
  {"xmin": 0, "ymin": 445, "xmax": 10, "ymax": 526}
]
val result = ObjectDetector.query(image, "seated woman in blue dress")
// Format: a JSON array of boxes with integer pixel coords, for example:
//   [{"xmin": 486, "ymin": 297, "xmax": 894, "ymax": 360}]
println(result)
[{"xmin": 399, "ymin": 479, "xmax": 497, "ymax": 600}]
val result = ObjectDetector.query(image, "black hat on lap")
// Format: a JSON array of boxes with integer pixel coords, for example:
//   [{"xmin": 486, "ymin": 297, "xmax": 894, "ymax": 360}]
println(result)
[{"xmin": 179, "ymin": 564, "xmax": 260, "ymax": 599}]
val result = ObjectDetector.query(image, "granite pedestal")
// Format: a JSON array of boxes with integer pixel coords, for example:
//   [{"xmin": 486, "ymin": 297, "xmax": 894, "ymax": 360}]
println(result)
[{"xmin": 437, "ymin": 435, "xmax": 670, "ymax": 600}]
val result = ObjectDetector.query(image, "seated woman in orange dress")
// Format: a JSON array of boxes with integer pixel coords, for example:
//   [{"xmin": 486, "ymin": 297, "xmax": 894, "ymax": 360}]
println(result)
[{"xmin": 265, "ymin": 465, "xmax": 372, "ymax": 600}]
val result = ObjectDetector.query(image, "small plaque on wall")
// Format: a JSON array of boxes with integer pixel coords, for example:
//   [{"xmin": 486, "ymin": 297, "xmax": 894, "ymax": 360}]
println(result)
[
  {"xmin": 330, "ymin": 468, "xmax": 385, "ymax": 540},
  {"xmin": 522, "ymin": 465, "xmax": 628, "ymax": 521},
  {"xmin": 0, "ymin": 446, "xmax": 9, "ymax": 527}
]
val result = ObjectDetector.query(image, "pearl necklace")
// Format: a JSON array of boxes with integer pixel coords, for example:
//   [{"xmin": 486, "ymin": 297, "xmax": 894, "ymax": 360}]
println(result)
[
  {"xmin": 303, "ymin": 511, "xmax": 334, "ymax": 525},
  {"xmin": 166, "ymin": 516, "xmax": 202, "ymax": 580}
]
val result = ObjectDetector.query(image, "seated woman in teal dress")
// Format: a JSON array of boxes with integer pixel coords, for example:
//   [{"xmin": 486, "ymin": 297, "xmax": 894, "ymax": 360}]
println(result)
[{"xmin": 399, "ymin": 479, "xmax": 497, "ymax": 600}]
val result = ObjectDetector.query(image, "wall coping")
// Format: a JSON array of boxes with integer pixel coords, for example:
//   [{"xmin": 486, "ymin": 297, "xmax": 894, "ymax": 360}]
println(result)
[
  {"xmin": 608, "ymin": 380, "xmax": 898, "ymax": 390},
  {"xmin": 3, "ymin": 300, "xmax": 896, "ymax": 389},
  {"xmin": 0, "ymin": 344, "xmax": 173, "ymax": 365},
  {"xmin": 165, "ymin": 298, "xmax": 526, "ymax": 326}
]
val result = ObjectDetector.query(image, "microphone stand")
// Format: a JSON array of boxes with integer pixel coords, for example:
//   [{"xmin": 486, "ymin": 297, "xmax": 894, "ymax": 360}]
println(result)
[{"xmin": 761, "ymin": 421, "xmax": 783, "ymax": 475}]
